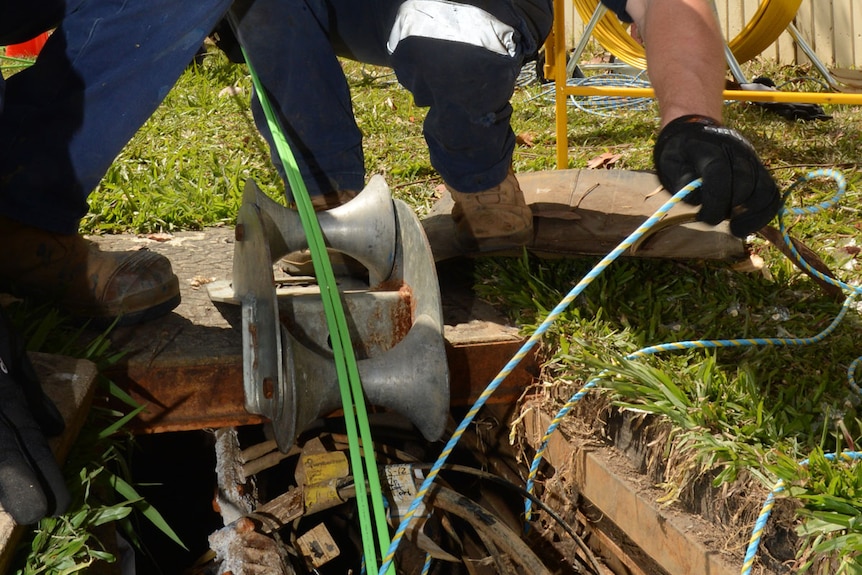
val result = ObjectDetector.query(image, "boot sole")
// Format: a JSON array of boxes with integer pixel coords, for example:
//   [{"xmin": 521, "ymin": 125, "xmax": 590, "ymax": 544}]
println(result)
[
  {"xmin": 70, "ymin": 275, "xmax": 183, "ymax": 328},
  {"xmin": 110, "ymin": 292, "xmax": 182, "ymax": 328}
]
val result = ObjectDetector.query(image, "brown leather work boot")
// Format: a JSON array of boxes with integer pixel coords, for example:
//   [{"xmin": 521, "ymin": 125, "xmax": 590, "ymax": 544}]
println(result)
[
  {"xmin": 447, "ymin": 168, "xmax": 534, "ymax": 252},
  {"xmin": 281, "ymin": 189, "xmax": 366, "ymax": 278},
  {"xmin": 0, "ymin": 216, "xmax": 181, "ymax": 326}
]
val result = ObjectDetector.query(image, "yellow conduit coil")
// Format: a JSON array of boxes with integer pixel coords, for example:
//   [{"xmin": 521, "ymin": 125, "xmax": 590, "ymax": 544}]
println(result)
[{"xmin": 572, "ymin": 0, "xmax": 802, "ymax": 70}]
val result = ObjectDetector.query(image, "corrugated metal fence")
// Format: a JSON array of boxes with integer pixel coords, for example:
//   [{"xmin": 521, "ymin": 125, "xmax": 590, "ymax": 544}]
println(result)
[{"xmin": 562, "ymin": 0, "xmax": 861, "ymax": 69}]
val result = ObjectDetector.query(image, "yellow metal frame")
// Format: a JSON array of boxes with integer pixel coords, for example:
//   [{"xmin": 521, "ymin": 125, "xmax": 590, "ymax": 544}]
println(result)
[{"xmin": 546, "ymin": 0, "xmax": 862, "ymax": 169}]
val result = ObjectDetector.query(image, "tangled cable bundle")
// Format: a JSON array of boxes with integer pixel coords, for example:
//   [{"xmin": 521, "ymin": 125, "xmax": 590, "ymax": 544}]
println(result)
[{"xmin": 534, "ymin": 71, "xmax": 654, "ymax": 116}]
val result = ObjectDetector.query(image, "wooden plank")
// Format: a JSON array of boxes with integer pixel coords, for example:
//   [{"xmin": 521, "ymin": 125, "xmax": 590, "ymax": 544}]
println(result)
[
  {"xmin": 522, "ymin": 408, "xmax": 755, "ymax": 575},
  {"xmin": 853, "ymin": 0, "xmax": 862, "ymax": 69},
  {"xmin": 423, "ymin": 169, "xmax": 744, "ymax": 263},
  {"xmin": 830, "ymin": 0, "xmax": 848, "ymax": 67},
  {"xmin": 812, "ymin": 0, "xmax": 834, "ymax": 65},
  {"xmin": 722, "ymin": 0, "xmax": 745, "ymax": 42},
  {"xmin": 794, "ymin": 0, "xmax": 831, "ymax": 67},
  {"xmin": 0, "ymin": 354, "xmax": 98, "ymax": 574},
  {"xmin": 775, "ymin": 9, "xmax": 797, "ymax": 65},
  {"xmin": 832, "ymin": 0, "xmax": 857, "ymax": 68}
]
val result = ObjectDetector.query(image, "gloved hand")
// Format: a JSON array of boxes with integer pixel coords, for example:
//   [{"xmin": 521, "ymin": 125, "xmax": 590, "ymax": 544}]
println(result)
[
  {"xmin": 653, "ymin": 114, "xmax": 781, "ymax": 237},
  {"xmin": 0, "ymin": 310, "xmax": 70, "ymax": 525}
]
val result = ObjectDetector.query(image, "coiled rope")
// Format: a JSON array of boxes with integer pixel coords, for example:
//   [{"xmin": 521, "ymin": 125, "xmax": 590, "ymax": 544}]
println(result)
[
  {"xmin": 521, "ymin": 169, "xmax": 862, "ymax": 574},
  {"xmin": 378, "ymin": 169, "xmax": 858, "ymax": 574},
  {"xmin": 571, "ymin": 0, "xmax": 802, "ymax": 70}
]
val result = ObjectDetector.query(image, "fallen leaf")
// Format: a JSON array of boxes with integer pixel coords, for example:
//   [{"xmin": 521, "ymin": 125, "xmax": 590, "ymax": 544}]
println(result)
[
  {"xmin": 516, "ymin": 132, "xmax": 535, "ymax": 147},
  {"xmin": 731, "ymin": 253, "xmax": 773, "ymax": 281},
  {"xmin": 586, "ymin": 152, "xmax": 622, "ymax": 169},
  {"xmin": 146, "ymin": 232, "xmax": 174, "ymax": 242},
  {"xmin": 218, "ymin": 85, "xmax": 243, "ymax": 98},
  {"xmin": 731, "ymin": 253, "xmax": 764, "ymax": 273},
  {"xmin": 190, "ymin": 276, "xmax": 216, "ymax": 288}
]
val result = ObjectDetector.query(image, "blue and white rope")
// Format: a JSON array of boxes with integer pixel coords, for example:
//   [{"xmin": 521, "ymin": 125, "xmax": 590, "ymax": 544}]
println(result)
[
  {"xmin": 378, "ymin": 168, "xmax": 855, "ymax": 574},
  {"xmin": 740, "ymin": 451, "xmax": 862, "ymax": 575},
  {"xmin": 523, "ymin": 294, "xmax": 855, "ymax": 516},
  {"xmin": 520, "ymin": 168, "xmax": 862, "ymax": 574},
  {"xmin": 376, "ymin": 179, "xmax": 700, "ymax": 574}
]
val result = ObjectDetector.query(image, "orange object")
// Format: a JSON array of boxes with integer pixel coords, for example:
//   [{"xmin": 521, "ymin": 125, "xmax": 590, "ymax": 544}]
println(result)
[{"xmin": 5, "ymin": 32, "xmax": 50, "ymax": 58}]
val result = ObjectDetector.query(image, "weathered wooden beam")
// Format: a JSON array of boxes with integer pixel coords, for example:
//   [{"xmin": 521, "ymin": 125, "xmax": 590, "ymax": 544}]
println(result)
[{"xmin": 522, "ymin": 406, "xmax": 746, "ymax": 575}]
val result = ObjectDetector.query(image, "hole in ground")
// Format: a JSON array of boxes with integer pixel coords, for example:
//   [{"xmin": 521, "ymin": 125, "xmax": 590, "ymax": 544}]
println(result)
[{"xmin": 130, "ymin": 430, "xmax": 223, "ymax": 574}]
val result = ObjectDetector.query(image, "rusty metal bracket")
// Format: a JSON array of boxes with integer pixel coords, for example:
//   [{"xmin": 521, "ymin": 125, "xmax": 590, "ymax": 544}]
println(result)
[{"xmin": 208, "ymin": 176, "xmax": 449, "ymax": 451}]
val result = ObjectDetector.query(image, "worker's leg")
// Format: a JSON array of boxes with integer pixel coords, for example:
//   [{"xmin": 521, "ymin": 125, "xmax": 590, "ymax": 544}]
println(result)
[
  {"xmin": 230, "ymin": 0, "xmax": 373, "ymax": 201},
  {"xmin": 387, "ymin": 0, "xmax": 550, "ymax": 192},
  {"xmin": 0, "ymin": 0, "xmax": 231, "ymax": 232},
  {"xmin": 0, "ymin": 0, "xmax": 230, "ymax": 324},
  {"xmin": 386, "ymin": 0, "xmax": 552, "ymax": 248}
]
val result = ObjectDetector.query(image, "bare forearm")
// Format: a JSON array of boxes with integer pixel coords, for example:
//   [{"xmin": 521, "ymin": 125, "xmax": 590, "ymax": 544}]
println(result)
[{"xmin": 625, "ymin": 0, "xmax": 725, "ymax": 126}]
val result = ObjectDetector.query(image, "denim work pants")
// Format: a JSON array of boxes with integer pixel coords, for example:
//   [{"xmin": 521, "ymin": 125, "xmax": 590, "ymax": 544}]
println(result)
[
  {"xmin": 0, "ymin": 0, "xmax": 231, "ymax": 234},
  {"xmin": 0, "ymin": 0, "xmax": 550, "ymax": 234},
  {"xmin": 231, "ymin": 0, "xmax": 551, "ymax": 200}
]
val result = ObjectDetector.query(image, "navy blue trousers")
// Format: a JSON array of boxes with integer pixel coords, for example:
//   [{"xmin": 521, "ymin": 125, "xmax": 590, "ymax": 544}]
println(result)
[
  {"xmin": 0, "ymin": 0, "xmax": 550, "ymax": 233},
  {"xmin": 0, "ymin": 0, "xmax": 231, "ymax": 233}
]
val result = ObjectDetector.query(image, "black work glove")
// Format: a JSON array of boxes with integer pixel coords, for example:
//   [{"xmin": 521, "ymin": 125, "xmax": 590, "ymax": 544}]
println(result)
[
  {"xmin": 653, "ymin": 114, "xmax": 781, "ymax": 237},
  {"xmin": 0, "ymin": 310, "xmax": 70, "ymax": 525}
]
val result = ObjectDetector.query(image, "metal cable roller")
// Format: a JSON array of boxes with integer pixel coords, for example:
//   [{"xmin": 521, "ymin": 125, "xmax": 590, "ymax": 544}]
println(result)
[{"xmin": 571, "ymin": 0, "xmax": 802, "ymax": 70}]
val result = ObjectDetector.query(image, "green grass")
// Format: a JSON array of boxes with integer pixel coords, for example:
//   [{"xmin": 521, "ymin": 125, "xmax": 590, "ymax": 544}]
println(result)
[
  {"xmin": 6, "ymin": 43, "xmax": 862, "ymax": 572},
  {"xmin": 93, "ymin": 49, "xmax": 862, "ymax": 571},
  {"xmin": 0, "ymin": 306, "xmax": 182, "ymax": 575}
]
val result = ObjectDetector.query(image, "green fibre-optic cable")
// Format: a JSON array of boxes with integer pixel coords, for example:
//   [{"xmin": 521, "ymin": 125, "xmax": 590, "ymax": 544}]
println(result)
[{"xmin": 236, "ymin": 42, "xmax": 394, "ymax": 575}]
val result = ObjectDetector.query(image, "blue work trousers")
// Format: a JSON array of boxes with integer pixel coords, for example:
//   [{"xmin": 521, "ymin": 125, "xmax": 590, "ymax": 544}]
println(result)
[
  {"xmin": 0, "ymin": 0, "xmax": 231, "ymax": 234},
  {"xmin": 231, "ymin": 0, "xmax": 550, "ymax": 200},
  {"xmin": 0, "ymin": 0, "xmax": 550, "ymax": 234}
]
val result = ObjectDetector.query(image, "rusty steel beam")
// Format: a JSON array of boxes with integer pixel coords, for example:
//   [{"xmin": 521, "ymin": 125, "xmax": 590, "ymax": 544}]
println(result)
[
  {"xmin": 106, "ymin": 355, "xmax": 264, "ymax": 434},
  {"xmin": 107, "ymin": 336, "xmax": 536, "ymax": 435}
]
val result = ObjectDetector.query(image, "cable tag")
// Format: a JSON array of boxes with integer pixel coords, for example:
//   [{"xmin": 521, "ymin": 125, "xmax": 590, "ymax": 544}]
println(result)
[
  {"xmin": 385, "ymin": 464, "xmax": 427, "ymax": 522},
  {"xmin": 297, "ymin": 522, "xmax": 340, "ymax": 569}
]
